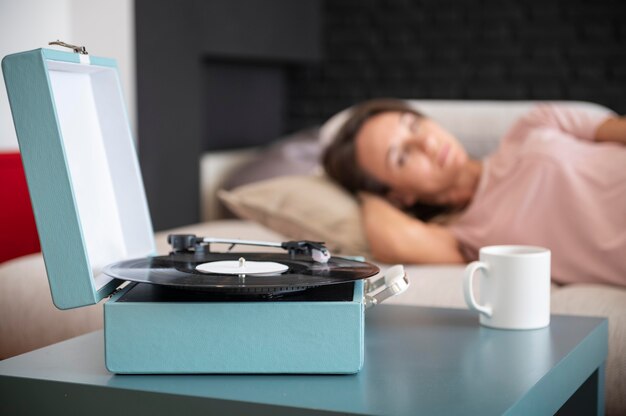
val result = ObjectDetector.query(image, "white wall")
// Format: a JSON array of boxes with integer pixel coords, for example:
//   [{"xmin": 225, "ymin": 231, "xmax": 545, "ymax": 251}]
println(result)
[{"xmin": 0, "ymin": 0, "xmax": 135, "ymax": 150}]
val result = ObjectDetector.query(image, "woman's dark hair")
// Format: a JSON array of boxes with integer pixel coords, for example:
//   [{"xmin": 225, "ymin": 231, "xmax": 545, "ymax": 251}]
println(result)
[{"xmin": 322, "ymin": 98, "xmax": 451, "ymax": 221}]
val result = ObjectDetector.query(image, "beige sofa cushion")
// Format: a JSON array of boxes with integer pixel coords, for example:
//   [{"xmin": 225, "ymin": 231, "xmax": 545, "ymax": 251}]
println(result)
[{"xmin": 0, "ymin": 253, "xmax": 103, "ymax": 359}]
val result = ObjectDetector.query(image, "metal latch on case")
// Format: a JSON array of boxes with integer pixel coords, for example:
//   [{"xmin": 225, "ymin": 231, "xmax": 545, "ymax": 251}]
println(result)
[
  {"xmin": 48, "ymin": 40, "xmax": 88, "ymax": 55},
  {"xmin": 364, "ymin": 265, "xmax": 409, "ymax": 309}
]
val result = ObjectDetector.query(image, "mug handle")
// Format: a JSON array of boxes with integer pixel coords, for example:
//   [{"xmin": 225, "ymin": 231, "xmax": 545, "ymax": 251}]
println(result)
[{"xmin": 463, "ymin": 261, "xmax": 492, "ymax": 317}]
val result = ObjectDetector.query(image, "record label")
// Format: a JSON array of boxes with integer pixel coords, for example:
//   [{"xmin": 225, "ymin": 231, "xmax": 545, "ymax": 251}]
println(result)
[{"xmin": 196, "ymin": 259, "xmax": 289, "ymax": 275}]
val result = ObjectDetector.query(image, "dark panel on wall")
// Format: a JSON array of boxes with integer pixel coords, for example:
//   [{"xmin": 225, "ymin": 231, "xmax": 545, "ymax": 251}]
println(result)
[
  {"xmin": 199, "ymin": 0, "xmax": 321, "ymax": 62},
  {"xmin": 286, "ymin": 0, "xmax": 626, "ymax": 131},
  {"xmin": 203, "ymin": 62, "xmax": 285, "ymax": 151},
  {"xmin": 136, "ymin": 0, "xmax": 203, "ymax": 232},
  {"xmin": 136, "ymin": 0, "xmax": 321, "ymax": 230}
]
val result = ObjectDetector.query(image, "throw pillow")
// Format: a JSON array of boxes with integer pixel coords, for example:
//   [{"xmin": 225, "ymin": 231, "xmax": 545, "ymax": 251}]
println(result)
[{"xmin": 218, "ymin": 175, "xmax": 369, "ymax": 256}]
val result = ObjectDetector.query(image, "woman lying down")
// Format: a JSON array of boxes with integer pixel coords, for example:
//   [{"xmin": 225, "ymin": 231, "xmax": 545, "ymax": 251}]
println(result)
[{"xmin": 322, "ymin": 99, "xmax": 626, "ymax": 287}]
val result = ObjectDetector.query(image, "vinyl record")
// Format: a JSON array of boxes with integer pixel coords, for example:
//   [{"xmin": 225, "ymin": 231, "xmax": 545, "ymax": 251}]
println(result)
[{"xmin": 102, "ymin": 252, "xmax": 379, "ymax": 295}]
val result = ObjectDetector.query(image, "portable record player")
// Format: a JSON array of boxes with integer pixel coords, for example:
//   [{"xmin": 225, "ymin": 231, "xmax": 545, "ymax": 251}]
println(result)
[{"xmin": 2, "ymin": 45, "xmax": 409, "ymax": 374}]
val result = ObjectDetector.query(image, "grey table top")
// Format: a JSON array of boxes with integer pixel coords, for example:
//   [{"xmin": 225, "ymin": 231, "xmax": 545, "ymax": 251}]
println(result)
[{"xmin": 0, "ymin": 306, "xmax": 608, "ymax": 416}]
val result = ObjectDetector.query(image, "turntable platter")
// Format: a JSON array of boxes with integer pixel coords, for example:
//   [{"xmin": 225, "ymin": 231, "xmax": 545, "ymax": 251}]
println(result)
[{"xmin": 102, "ymin": 252, "xmax": 379, "ymax": 295}]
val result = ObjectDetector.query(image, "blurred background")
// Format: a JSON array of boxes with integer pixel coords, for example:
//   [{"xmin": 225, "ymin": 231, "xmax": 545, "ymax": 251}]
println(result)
[{"xmin": 1, "ymin": 0, "xmax": 625, "ymax": 232}]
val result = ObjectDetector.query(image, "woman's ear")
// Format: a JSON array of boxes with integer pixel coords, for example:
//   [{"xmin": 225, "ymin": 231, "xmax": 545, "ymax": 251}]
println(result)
[{"xmin": 386, "ymin": 190, "xmax": 418, "ymax": 208}]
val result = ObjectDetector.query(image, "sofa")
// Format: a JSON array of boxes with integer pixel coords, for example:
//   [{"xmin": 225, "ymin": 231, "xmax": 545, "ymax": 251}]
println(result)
[{"xmin": 1, "ymin": 100, "xmax": 624, "ymax": 415}]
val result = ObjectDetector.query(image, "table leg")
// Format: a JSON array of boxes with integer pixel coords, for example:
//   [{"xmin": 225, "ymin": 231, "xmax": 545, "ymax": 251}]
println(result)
[{"xmin": 555, "ymin": 362, "xmax": 605, "ymax": 416}]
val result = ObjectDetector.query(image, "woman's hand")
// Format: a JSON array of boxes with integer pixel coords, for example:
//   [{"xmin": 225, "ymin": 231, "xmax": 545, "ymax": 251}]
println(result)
[
  {"xmin": 359, "ymin": 192, "xmax": 464, "ymax": 264},
  {"xmin": 595, "ymin": 117, "xmax": 626, "ymax": 145}
]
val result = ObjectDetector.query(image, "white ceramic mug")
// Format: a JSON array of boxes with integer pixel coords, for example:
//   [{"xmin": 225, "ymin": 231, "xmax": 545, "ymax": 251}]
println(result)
[{"xmin": 463, "ymin": 245, "xmax": 551, "ymax": 330}]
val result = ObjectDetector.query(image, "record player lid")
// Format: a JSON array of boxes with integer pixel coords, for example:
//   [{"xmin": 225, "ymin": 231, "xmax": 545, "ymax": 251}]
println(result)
[{"xmin": 3, "ymin": 48, "xmax": 155, "ymax": 309}]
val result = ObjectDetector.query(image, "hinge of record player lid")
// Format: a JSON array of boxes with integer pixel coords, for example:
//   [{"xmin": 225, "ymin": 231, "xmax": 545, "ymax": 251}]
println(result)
[
  {"xmin": 48, "ymin": 40, "xmax": 88, "ymax": 55},
  {"xmin": 364, "ymin": 265, "xmax": 409, "ymax": 309},
  {"xmin": 107, "ymin": 281, "xmax": 130, "ymax": 300}
]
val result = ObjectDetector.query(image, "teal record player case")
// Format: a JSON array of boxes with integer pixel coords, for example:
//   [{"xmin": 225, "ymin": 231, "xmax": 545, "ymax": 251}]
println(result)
[{"xmin": 3, "ymin": 48, "xmax": 407, "ymax": 374}]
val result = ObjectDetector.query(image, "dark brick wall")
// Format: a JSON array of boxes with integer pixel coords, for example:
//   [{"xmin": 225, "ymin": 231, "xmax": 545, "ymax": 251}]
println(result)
[{"xmin": 286, "ymin": 0, "xmax": 626, "ymax": 131}]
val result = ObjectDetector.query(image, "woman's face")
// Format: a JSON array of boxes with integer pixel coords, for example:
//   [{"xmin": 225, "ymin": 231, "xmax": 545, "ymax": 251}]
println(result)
[{"xmin": 355, "ymin": 111, "xmax": 468, "ymax": 204}]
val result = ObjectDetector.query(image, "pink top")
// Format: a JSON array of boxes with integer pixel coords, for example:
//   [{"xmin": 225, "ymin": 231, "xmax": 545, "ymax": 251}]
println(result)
[{"xmin": 449, "ymin": 104, "xmax": 626, "ymax": 286}]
